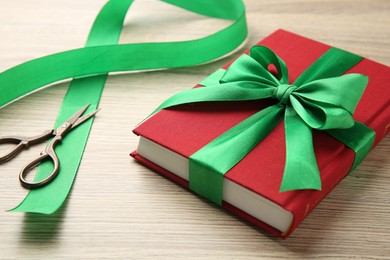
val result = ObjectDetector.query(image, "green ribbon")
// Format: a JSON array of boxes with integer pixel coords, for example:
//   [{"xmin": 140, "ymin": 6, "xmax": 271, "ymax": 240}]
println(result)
[
  {"xmin": 153, "ymin": 46, "xmax": 376, "ymax": 205},
  {"xmin": 0, "ymin": 0, "xmax": 248, "ymax": 213}
]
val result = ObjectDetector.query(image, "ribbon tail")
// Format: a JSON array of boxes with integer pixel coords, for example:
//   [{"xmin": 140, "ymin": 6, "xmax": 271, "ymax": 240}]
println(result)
[
  {"xmin": 190, "ymin": 104, "xmax": 284, "ymax": 205},
  {"xmin": 9, "ymin": 0, "xmax": 134, "ymax": 214},
  {"xmin": 149, "ymin": 82, "xmax": 274, "ymax": 117},
  {"xmin": 280, "ymin": 106, "xmax": 322, "ymax": 192}
]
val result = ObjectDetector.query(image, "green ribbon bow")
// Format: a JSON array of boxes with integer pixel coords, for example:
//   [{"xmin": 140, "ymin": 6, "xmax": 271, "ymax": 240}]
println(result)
[{"xmin": 153, "ymin": 45, "xmax": 375, "ymax": 205}]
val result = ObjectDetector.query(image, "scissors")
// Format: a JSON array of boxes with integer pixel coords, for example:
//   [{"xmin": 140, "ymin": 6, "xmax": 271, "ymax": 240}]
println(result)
[{"xmin": 0, "ymin": 104, "xmax": 101, "ymax": 189}]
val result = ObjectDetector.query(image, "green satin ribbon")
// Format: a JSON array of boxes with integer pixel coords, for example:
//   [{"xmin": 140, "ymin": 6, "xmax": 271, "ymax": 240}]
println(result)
[
  {"xmin": 0, "ymin": 0, "xmax": 248, "ymax": 213},
  {"xmin": 153, "ymin": 46, "xmax": 376, "ymax": 205}
]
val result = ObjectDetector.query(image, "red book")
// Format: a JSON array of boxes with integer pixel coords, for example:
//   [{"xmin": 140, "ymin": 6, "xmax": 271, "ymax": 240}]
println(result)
[{"xmin": 131, "ymin": 29, "xmax": 390, "ymax": 238}]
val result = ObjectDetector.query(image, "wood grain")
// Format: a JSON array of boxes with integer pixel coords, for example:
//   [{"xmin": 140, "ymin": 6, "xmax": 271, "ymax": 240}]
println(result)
[{"xmin": 0, "ymin": 0, "xmax": 389, "ymax": 259}]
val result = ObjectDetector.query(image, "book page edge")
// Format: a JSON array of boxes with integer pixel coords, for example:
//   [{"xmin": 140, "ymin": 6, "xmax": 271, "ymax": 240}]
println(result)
[{"xmin": 137, "ymin": 136, "xmax": 293, "ymax": 233}]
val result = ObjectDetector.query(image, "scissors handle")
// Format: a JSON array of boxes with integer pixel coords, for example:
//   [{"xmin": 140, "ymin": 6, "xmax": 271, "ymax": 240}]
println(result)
[
  {"xmin": 0, "ymin": 136, "xmax": 26, "ymax": 164},
  {"xmin": 0, "ymin": 130, "xmax": 54, "ymax": 164},
  {"xmin": 19, "ymin": 135, "xmax": 61, "ymax": 189}
]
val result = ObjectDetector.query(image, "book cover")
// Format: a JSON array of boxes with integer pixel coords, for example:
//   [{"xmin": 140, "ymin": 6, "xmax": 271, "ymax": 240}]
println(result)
[{"xmin": 131, "ymin": 29, "xmax": 390, "ymax": 238}]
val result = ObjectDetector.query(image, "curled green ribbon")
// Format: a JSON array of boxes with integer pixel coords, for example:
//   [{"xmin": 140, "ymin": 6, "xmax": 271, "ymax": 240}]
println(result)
[
  {"xmin": 1, "ymin": 0, "xmax": 248, "ymax": 213},
  {"xmin": 153, "ymin": 46, "xmax": 375, "ymax": 205}
]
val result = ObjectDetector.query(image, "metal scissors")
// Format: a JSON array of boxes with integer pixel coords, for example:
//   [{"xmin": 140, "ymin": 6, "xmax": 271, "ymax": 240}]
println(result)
[{"xmin": 0, "ymin": 104, "xmax": 101, "ymax": 189}]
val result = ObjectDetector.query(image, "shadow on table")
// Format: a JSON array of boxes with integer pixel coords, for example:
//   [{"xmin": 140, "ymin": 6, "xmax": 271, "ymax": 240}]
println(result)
[
  {"xmin": 274, "ymin": 155, "xmax": 385, "ymax": 255},
  {"xmin": 221, "ymin": 150, "xmax": 385, "ymax": 256},
  {"xmin": 19, "ymin": 193, "xmax": 70, "ymax": 245}
]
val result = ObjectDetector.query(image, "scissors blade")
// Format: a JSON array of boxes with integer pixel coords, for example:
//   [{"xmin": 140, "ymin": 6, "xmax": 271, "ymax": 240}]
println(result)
[
  {"xmin": 65, "ymin": 104, "xmax": 91, "ymax": 126},
  {"xmin": 53, "ymin": 104, "xmax": 100, "ymax": 136},
  {"xmin": 70, "ymin": 108, "xmax": 102, "ymax": 129}
]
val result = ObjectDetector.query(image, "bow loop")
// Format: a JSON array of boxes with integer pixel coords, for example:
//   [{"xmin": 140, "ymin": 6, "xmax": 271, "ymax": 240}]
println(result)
[
  {"xmin": 289, "ymin": 74, "xmax": 368, "ymax": 130},
  {"xmin": 290, "ymin": 95, "xmax": 356, "ymax": 130},
  {"xmin": 249, "ymin": 46, "xmax": 289, "ymax": 84},
  {"xmin": 294, "ymin": 74, "xmax": 368, "ymax": 114},
  {"xmin": 219, "ymin": 53, "xmax": 279, "ymax": 88}
]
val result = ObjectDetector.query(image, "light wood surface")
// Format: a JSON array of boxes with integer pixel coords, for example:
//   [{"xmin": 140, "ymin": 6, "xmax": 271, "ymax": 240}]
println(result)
[{"xmin": 1, "ymin": 0, "xmax": 389, "ymax": 259}]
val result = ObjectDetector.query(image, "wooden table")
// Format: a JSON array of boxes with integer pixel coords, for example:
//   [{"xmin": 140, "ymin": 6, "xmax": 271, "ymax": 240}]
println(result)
[{"xmin": 1, "ymin": 0, "xmax": 389, "ymax": 259}]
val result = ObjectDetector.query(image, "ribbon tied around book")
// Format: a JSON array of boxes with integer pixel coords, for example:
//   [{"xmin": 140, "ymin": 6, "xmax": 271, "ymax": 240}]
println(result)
[{"xmin": 153, "ymin": 45, "xmax": 376, "ymax": 205}]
